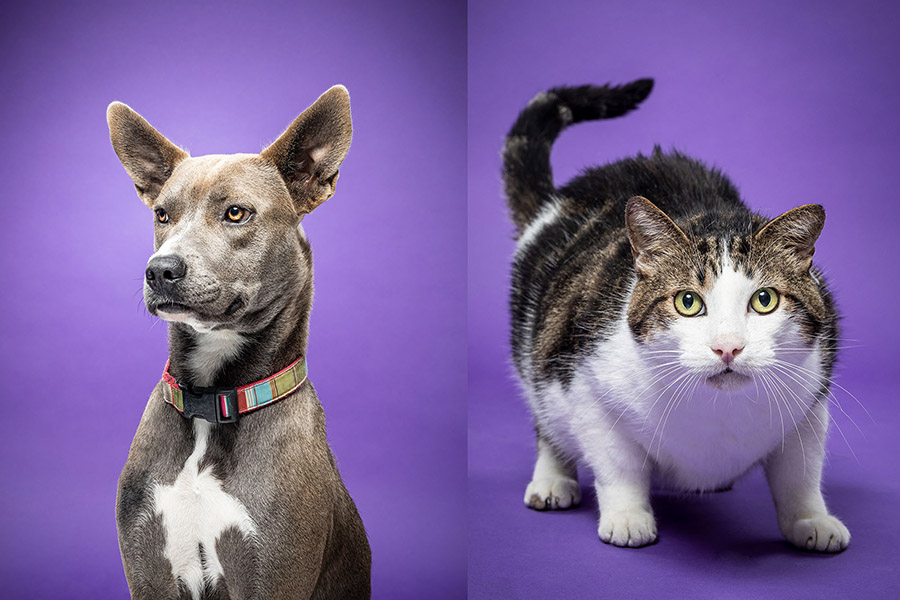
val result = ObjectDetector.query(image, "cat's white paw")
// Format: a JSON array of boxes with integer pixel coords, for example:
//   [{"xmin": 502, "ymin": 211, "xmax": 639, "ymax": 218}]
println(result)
[
  {"xmin": 598, "ymin": 508, "xmax": 657, "ymax": 547},
  {"xmin": 784, "ymin": 515, "xmax": 850, "ymax": 553},
  {"xmin": 524, "ymin": 477, "xmax": 581, "ymax": 510}
]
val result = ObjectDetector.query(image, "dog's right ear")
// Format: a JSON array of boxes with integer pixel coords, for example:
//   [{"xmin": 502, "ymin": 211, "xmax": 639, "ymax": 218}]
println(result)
[
  {"xmin": 107, "ymin": 102, "xmax": 188, "ymax": 206},
  {"xmin": 260, "ymin": 85, "xmax": 353, "ymax": 215}
]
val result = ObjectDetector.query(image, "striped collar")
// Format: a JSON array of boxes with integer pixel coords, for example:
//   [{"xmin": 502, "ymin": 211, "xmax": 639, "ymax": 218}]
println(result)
[{"xmin": 161, "ymin": 355, "xmax": 308, "ymax": 424}]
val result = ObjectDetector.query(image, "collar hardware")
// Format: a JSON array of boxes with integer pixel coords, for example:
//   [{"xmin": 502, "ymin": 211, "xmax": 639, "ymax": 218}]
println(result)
[{"xmin": 179, "ymin": 386, "xmax": 240, "ymax": 424}]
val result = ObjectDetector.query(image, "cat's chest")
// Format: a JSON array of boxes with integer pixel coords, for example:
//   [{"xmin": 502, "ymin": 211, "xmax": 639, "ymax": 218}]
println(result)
[
  {"xmin": 638, "ymin": 382, "xmax": 809, "ymax": 490},
  {"xmin": 567, "ymin": 327, "xmax": 825, "ymax": 490}
]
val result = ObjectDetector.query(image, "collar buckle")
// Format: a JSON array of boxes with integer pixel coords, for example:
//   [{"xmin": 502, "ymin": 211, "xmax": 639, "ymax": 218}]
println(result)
[{"xmin": 180, "ymin": 386, "xmax": 239, "ymax": 424}]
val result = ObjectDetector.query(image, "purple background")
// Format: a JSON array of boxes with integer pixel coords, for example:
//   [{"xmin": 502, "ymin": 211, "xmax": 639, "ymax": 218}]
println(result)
[
  {"xmin": 0, "ymin": 1, "xmax": 464, "ymax": 598},
  {"xmin": 469, "ymin": 0, "xmax": 900, "ymax": 598}
]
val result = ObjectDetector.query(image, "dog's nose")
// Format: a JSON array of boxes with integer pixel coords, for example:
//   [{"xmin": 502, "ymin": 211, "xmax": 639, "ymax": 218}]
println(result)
[{"xmin": 146, "ymin": 255, "xmax": 187, "ymax": 291}]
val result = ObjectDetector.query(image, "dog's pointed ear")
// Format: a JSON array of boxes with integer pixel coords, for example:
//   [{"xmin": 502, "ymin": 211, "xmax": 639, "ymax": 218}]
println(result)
[
  {"xmin": 107, "ymin": 102, "xmax": 188, "ymax": 206},
  {"xmin": 260, "ymin": 85, "xmax": 353, "ymax": 215}
]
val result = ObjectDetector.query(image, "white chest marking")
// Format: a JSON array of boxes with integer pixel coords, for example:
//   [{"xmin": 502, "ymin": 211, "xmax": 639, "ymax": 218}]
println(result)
[
  {"xmin": 542, "ymin": 313, "xmax": 824, "ymax": 491},
  {"xmin": 154, "ymin": 420, "xmax": 255, "ymax": 599}
]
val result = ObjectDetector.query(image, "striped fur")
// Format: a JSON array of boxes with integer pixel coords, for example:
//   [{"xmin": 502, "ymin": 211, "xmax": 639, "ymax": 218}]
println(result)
[
  {"xmin": 504, "ymin": 80, "xmax": 848, "ymax": 552},
  {"xmin": 502, "ymin": 79, "xmax": 654, "ymax": 232}
]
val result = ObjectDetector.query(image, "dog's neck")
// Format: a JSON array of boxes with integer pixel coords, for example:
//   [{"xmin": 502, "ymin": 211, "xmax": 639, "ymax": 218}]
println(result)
[{"xmin": 164, "ymin": 289, "xmax": 312, "ymax": 390}]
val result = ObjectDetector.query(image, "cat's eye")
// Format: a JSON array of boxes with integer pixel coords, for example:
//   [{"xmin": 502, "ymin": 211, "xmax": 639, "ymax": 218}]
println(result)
[
  {"xmin": 224, "ymin": 205, "xmax": 251, "ymax": 224},
  {"xmin": 674, "ymin": 290, "xmax": 704, "ymax": 317},
  {"xmin": 155, "ymin": 208, "xmax": 169, "ymax": 223},
  {"xmin": 750, "ymin": 287, "xmax": 779, "ymax": 314}
]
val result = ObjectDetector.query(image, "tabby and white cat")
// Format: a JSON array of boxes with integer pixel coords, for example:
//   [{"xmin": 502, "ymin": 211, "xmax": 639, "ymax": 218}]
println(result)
[{"xmin": 502, "ymin": 79, "xmax": 849, "ymax": 551}]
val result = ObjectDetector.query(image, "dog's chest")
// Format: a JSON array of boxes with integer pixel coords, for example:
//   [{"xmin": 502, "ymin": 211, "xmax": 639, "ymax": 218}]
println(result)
[{"xmin": 153, "ymin": 420, "xmax": 255, "ymax": 599}]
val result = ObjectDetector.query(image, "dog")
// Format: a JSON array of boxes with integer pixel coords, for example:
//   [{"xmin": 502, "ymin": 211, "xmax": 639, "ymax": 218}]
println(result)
[{"xmin": 107, "ymin": 86, "xmax": 371, "ymax": 599}]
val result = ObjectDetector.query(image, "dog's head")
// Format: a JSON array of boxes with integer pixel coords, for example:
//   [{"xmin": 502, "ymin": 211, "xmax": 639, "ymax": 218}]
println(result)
[{"xmin": 107, "ymin": 87, "xmax": 352, "ymax": 333}]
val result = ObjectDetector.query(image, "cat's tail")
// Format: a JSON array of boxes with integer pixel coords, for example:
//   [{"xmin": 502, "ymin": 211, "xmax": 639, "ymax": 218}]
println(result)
[{"xmin": 502, "ymin": 78, "xmax": 654, "ymax": 233}]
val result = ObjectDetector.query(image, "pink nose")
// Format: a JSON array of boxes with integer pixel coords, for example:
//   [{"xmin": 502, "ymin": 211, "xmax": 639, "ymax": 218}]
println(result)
[{"xmin": 711, "ymin": 342, "xmax": 744, "ymax": 364}]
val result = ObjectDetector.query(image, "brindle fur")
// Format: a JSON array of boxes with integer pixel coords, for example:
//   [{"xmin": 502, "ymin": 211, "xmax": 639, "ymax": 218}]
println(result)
[
  {"xmin": 504, "ymin": 79, "xmax": 837, "ymax": 401},
  {"xmin": 108, "ymin": 87, "xmax": 370, "ymax": 599}
]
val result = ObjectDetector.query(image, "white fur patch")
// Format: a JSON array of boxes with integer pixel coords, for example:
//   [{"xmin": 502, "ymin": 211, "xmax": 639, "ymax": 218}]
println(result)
[
  {"xmin": 524, "ymin": 438, "xmax": 580, "ymax": 510},
  {"xmin": 309, "ymin": 145, "xmax": 330, "ymax": 164},
  {"xmin": 189, "ymin": 330, "xmax": 246, "ymax": 387},
  {"xmin": 154, "ymin": 420, "xmax": 256, "ymax": 599},
  {"xmin": 515, "ymin": 197, "xmax": 563, "ymax": 256},
  {"xmin": 530, "ymin": 251, "xmax": 827, "ymax": 492}
]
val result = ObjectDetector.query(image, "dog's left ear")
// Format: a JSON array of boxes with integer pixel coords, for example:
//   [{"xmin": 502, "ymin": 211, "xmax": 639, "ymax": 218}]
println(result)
[
  {"xmin": 261, "ymin": 85, "xmax": 353, "ymax": 215},
  {"xmin": 107, "ymin": 102, "xmax": 188, "ymax": 207}
]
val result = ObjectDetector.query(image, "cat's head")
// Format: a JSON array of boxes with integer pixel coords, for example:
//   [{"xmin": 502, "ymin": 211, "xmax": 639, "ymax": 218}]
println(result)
[{"xmin": 624, "ymin": 196, "xmax": 833, "ymax": 391}]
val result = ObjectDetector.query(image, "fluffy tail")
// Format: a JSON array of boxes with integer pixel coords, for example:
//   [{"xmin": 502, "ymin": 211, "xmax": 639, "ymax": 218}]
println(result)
[{"xmin": 502, "ymin": 78, "xmax": 654, "ymax": 232}]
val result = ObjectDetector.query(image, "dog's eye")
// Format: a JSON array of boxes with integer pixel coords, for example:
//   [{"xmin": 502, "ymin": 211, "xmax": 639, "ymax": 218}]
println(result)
[
  {"xmin": 225, "ymin": 206, "xmax": 250, "ymax": 223},
  {"xmin": 155, "ymin": 208, "xmax": 169, "ymax": 223}
]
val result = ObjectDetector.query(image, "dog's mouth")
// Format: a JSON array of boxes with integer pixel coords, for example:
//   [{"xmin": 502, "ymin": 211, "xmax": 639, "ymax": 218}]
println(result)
[
  {"xmin": 224, "ymin": 297, "xmax": 244, "ymax": 316},
  {"xmin": 156, "ymin": 302, "xmax": 192, "ymax": 314},
  {"xmin": 151, "ymin": 297, "xmax": 246, "ymax": 327}
]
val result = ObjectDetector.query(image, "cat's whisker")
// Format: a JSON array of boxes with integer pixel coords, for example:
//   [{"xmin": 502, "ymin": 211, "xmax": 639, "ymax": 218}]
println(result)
[
  {"xmin": 598, "ymin": 364, "xmax": 685, "ymax": 434},
  {"xmin": 772, "ymin": 345, "xmax": 863, "ymax": 353},
  {"xmin": 640, "ymin": 369, "xmax": 694, "ymax": 433},
  {"xmin": 771, "ymin": 371, "xmax": 815, "ymax": 474},
  {"xmin": 767, "ymin": 356, "xmax": 846, "ymax": 405},
  {"xmin": 772, "ymin": 336, "xmax": 860, "ymax": 345},
  {"xmin": 584, "ymin": 361, "xmax": 684, "ymax": 423},
  {"xmin": 635, "ymin": 371, "xmax": 688, "ymax": 451},
  {"xmin": 749, "ymin": 368, "xmax": 772, "ymax": 428},
  {"xmin": 645, "ymin": 370, "xmax": 697, "ymax": 468},
  {"xmin": 763, "ymin": 370, "xmax": 795, "ymax": 459},
  {"xmin": 772, "ymin": 359, "xmax": 871, "ymax": 425},
  {"xmin": 654, "ymin": 372, "xmax": 702, "ymax": 463},
  {"xmin": 767, "ymin": 363, "xmax": 857, "ymax": 463},
  {"xmin": 770, "ymin": 361, "xmax": 865, "ymax": 453},
  {"xmin": 754, "ymin": 369, "xmax": 786, "ymax": 452},
  {"xmin": 655, "ymin": 372, "xmax": 702, "ymax": 463}
]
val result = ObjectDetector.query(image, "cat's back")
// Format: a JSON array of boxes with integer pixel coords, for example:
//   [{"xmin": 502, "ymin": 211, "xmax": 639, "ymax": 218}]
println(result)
[{"xmin": 559, "ymin": 147, "xmax": 745, "ymax": 225}]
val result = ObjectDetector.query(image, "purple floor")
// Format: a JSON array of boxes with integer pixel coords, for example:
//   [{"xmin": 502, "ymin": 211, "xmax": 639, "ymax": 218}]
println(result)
[{"xmin": 469, "ymin": 373, "xmax": 900, "ymax": 598}]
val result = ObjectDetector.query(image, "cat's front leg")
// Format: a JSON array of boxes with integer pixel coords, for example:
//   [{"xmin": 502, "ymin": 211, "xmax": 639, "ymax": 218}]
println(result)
[
  {"xmin": 524, "ymin": 435, "xmax": 581, "ymax": 510},
  {"xmin": 764, "ymin": 399, "xmax": 850, "ymax": 552},
  {"xmin": 577, "ymin": 422, "xmax": 657, "ymax": 547}
]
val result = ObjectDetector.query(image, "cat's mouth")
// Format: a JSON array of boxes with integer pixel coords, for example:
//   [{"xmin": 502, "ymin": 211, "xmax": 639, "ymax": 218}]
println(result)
[{"xmin": 706, "ymin": 367, "xmax": 752, "ymax": 391}]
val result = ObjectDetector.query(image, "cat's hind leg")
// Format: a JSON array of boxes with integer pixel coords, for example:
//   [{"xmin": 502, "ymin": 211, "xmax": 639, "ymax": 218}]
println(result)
[
  {"xmin": 524, "ymin": 436, "xmax": 581, "ymax": 510},
  {"xmin": 764, "ymin": 399, "xmax": 850, "ymax": 552}
]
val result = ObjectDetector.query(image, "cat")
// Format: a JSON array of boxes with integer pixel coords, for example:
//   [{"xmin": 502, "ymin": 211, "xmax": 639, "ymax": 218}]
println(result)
[{"xmin": 501, "ymin": 78, "xmax": 850, "ymax": 552}]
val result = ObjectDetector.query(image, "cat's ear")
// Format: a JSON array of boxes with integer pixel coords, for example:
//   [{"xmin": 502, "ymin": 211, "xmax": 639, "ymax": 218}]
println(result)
[
  {"xmin": 625, "ymin": 196, "xmax": 691, "ymax": 276},
  {"xmin": 754, "ymin": 204, "xmax": 825, "ymax": 271},
  {"xmin": 107, "ymin": 102, "xmax": 188, "ymax": 207},
  {"xmin": 260, "ymin": 85, "xmax": 352, "ymax": 215}
]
